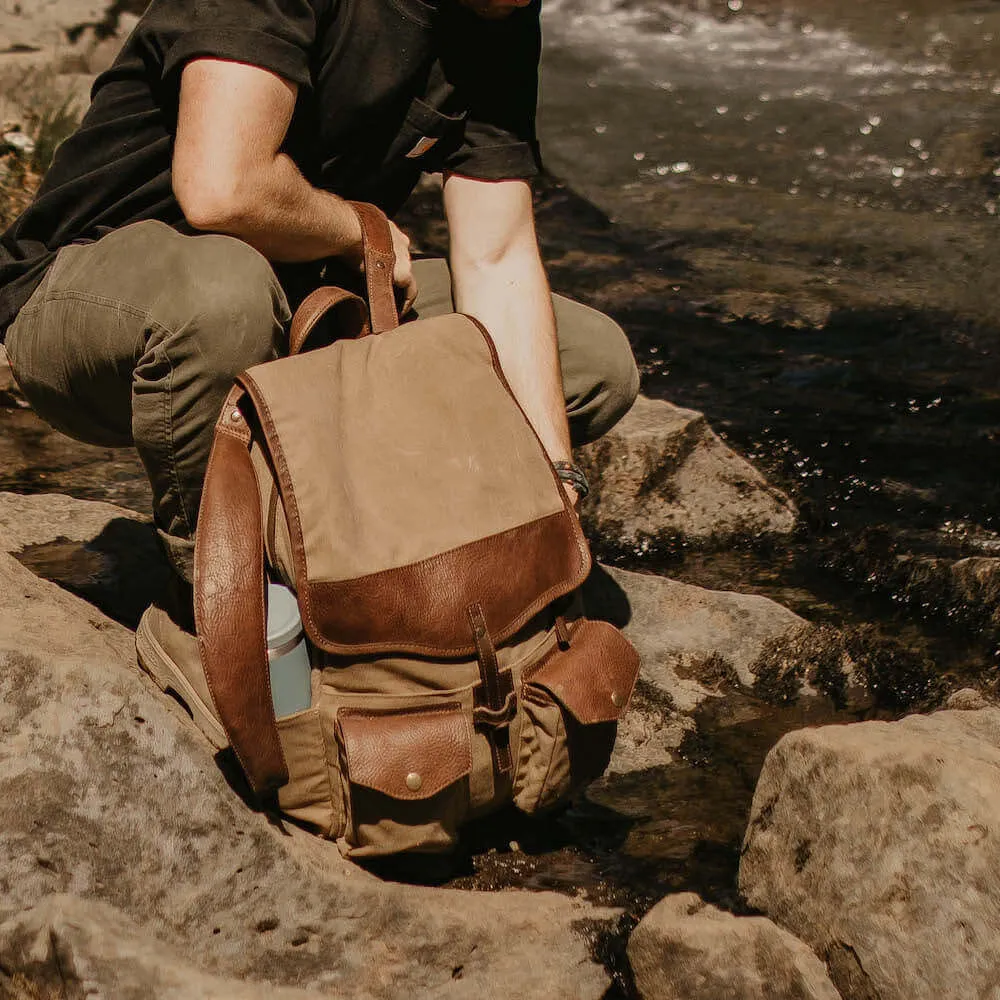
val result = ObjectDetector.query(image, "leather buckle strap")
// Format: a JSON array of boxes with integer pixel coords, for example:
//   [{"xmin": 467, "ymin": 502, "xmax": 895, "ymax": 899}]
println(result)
[
  {"xmin": 348, "ymin": 201, "xmax": 399, "ymax": 335},
  {"xmin": 468, "ymin": 603, "xmax": 514, "ymax": 774},
  {"xmin": 194, "ymin": 385, "xmax": 289, "ymax": 796}
]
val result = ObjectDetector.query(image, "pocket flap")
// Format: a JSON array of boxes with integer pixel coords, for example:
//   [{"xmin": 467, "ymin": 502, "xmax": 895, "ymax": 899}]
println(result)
[
  {"xmin": 527, "ymin": 620, "xmax": 641, "ymax": 725},
  {"xmin": 337, "ymin": 703, "xmax": 472, "ymax": 800}
]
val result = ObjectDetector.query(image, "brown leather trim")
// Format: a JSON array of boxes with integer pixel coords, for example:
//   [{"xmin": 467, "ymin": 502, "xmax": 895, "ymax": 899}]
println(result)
[
  {"xmin": 194, "ymin": 386, "xmax": 288, "ymax": 794},
  {"xmin": 348, "ymin": 201, "xmax": 398, "ymax": 334},
  {"xmin": 523, "ymin": 618, "xmax": 641, "ymax": 725},
  {"xmin": 288, "ymin": 287, "xmax": 369, "ymax": 355},
  {"xmin": 336, "ymin": 702, "xmax": 471, "ymax": 800},
  {"xmin": 302, "ymin": 509, "xmax": 589, "ymax": 656}
]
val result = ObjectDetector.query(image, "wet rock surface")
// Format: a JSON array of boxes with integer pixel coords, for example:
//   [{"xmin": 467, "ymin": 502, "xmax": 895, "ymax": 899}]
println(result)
[
  {"xmin": 576, "ymin": 394, "xmax": 797, "ymax": 550},
  {"xmin": 628, "ymin": 893, "xmax": 842, "ymax": 1000},
  {"xmin": 740, "ymin": 709, "xmax": 1000, "ymax": 1000}
]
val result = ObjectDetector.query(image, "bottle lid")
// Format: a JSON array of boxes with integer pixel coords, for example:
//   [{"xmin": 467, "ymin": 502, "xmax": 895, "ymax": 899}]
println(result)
[{"xmin": 267, "ymin": 583, "xmax": 303, "ymax": 651}]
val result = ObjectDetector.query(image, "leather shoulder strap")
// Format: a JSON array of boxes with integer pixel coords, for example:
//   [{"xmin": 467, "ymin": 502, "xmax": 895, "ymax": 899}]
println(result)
[
  {"xmin": 194, "ymin": 385, "xmax": 288, "ymax": 795},
  {"xmin": 289, "ymin": 286, "xmax": 369, "ymax": 355},
  {"xmin": 349, "ymin": 201, "xmax": 399, "ymax": 335}
]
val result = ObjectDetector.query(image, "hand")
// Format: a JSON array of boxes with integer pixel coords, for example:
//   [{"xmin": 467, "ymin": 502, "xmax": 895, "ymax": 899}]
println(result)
[{"xmin": 389, "ymin": 220, "xmax": 418, "ymax": 317}]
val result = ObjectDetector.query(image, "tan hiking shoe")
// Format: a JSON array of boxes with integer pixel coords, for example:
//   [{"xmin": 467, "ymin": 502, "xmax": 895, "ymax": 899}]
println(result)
[{"xmin": 136, "ymin": 603, "xmax": 228, "ymax": 749}]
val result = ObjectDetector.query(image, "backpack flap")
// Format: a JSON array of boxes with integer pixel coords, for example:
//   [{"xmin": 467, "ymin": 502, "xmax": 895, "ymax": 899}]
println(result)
[
  {"xmin": 526, "ymin": 619, "xmax": 641, "ymax": 725},
  {"xmin": 240, "ymin": 313, "xmax": 591, "ymax": 657},
  {"xmin": 336, "ymin": 704, "xmax": 472, "ymax": 800}
]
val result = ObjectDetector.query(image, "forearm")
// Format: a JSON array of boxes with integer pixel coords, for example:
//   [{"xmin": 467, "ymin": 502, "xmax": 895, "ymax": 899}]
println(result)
[
  {"xmin": 451, "ymin": 244, "xmax": 572, "ymax": 466},
  {"xmin": 177, "ymin": 151, "xmax": 362, "ymax": 264}
]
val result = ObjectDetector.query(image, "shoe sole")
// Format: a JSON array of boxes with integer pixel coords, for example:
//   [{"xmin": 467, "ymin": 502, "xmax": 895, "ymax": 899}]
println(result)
[{"xmin": 136, "ymin": 617, "xmax": 229, "ymax": 750}]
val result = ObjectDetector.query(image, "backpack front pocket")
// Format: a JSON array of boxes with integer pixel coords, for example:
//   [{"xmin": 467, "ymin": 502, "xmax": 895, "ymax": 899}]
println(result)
[
  {"xmin": 513, "ymin": 620, "xmax": 641, "ymax": 815},
  {"xmin": 335, "ymin": 702, "xmax": 473, "ymax": 857}
]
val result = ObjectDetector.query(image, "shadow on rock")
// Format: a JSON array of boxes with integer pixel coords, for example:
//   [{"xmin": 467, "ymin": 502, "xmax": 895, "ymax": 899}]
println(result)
[
  {"xmin": 14, "ymin": 517, "xmax": 170, "ymax": 630},
  {"xmin": 582, "ymin": 563, "xmax": 634, "ymax": 629}
]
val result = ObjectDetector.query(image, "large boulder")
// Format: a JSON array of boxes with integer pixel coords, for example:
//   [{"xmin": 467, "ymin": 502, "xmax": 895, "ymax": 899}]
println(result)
[
  {"xmin": 0, "ymin": 489, "xmax": 145, "ymax": 550},
  {"xmin": 740, "ymin": 709, "xmax": 1000, "ymax": 1000},
  {"xmin": 627, "ymin": 893, "xmax": 842, "ymax": 1000},
  {"xmin": 576, "ymin": 395, "xmax": 796, "ymax": 549},
  {"xmin": 0, "ymin": 493, "xmax": 613, "ymax": 999}
]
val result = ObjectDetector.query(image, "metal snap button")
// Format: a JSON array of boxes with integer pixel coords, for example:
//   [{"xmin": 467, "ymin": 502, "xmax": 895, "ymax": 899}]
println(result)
[
  {"xmin": 405, "ymin": 772, "xmax": 423, "ymax": 792},
  {"xmin": 611, "ymin": 691, "xmax": 623, "ymax": 708}
]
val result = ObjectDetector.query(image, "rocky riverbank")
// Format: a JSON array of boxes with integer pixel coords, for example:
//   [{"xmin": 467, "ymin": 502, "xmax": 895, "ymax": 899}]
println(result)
[{"xmin": 2, "ymin": 0, "xmax": 1000, "ymax": 998}]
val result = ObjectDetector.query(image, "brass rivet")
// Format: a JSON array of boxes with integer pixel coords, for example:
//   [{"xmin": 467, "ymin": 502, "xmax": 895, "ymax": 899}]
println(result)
[
  {"xmin": 405, "ymin": 772, "xmax": 423, "ymax": 792},
  {"xmin": 229, "ymin": 409, "xmax": 242, "ymax": 423},
  {"xmin": 611, "ymin": 691, "xmax": 623, "ymax": 708}
]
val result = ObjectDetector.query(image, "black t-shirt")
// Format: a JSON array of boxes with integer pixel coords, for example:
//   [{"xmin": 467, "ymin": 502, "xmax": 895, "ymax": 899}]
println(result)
[{"xmin": 0, "ymin": 0, "xmax": 542, "ymax": 336}]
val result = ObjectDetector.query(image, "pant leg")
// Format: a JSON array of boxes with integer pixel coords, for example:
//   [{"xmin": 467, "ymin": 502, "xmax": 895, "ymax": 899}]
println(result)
[
  {"xmin": 5, "ymin": 220, "xmax": 290, "ymax": 580},
  {"xmin": 410, "ymin": 257, "xmax": 639, "ymax": 447}
]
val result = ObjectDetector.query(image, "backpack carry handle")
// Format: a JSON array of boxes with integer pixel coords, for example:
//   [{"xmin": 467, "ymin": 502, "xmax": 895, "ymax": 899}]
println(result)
[
  {"xmin": 288, "ymin": 286, "xmax": 369, "ymax": 356},
  {"xmin": 349, "ymin": 201, "xmax": 399, "ymax": 335}
]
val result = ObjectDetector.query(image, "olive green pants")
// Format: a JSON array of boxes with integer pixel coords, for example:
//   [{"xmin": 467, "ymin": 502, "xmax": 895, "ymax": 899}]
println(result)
[{"xmin": 6, "ymin": 220, "xmax": 639, "ymax": 579}]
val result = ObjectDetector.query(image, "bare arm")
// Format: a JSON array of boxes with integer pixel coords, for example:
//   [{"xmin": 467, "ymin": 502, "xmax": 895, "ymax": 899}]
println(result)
[
  {"xmin": 444, "ymin": 173, "xmax": 573, "ymax": 474},
  {"xmin": 173, "ymin": 58, "xmax": 415, "ymax": 303}
]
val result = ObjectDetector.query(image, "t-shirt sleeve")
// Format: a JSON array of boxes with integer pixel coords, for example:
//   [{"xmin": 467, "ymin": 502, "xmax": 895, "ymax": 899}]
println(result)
[
  {"xmin": 438, "ymin": 2, "xmax": 543, "ymax": 181},
  {"xmin": 160, "ymin": 0, "xmax": 319, "ymax": 89}
]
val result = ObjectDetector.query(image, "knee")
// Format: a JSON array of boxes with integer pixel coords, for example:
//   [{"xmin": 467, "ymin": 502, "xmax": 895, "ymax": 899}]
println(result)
[
  {"xmin": 144, "ymin": 234, "xmax": 289, "ymax": 385},
  {"xmin": 597, "ymin": 319, "xmax": 641, "ymax": 427},
  {"xmin": 563, "ymin": 308, "xmax": 640, "ymax": 447}
]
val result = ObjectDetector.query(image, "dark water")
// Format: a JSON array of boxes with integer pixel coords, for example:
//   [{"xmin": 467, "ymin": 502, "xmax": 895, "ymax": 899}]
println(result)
[
  {"xmin": 540, "ymin": 0, "xmax": 999, "ymax": 224},
  {"xmin": 3, "ymin": 2, "xmax": 1000, "ymax": 994}
]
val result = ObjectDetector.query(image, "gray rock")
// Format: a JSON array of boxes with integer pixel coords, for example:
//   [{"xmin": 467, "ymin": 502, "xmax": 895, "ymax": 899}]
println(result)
[
  {"xmin": 740, "ymin": 709, "xmax": 1000, "ymax": 1000},
  {"xmin": 582, "ymin": 563, "xmax": 866, "ymax": 784},
  {"xmin": 576, "ymin": 395, "xmax": 796, "ymax": 549},
  {"xmin": 0, "ymin": 0, "xmax": 110, "ymax": 52},
  {"xmin": 628, "ymin": 893, "xmax": 842, "ymax": 1000},
  {"xmin": 0, "ymin": 494, "xmax": 613, "ymax": 999}
]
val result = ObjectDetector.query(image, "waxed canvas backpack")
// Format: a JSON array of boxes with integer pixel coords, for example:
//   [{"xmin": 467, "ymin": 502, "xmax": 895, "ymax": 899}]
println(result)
[{"xmin": 194, "ymin": 202, "xmax": 641, "ymax": 857}]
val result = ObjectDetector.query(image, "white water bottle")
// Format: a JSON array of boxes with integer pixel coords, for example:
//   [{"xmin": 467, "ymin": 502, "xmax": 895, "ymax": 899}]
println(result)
[{"xmin": 266, "ymin": 583, "xmax": 312, "ymax": 717}]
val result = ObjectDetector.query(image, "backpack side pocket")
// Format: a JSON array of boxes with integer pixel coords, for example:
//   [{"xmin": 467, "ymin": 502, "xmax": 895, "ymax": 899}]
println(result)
[
  {"xmin": 513, "ymin": 619, "xmax": 640, "ymax": 815},
  {"xmin": 275, "ymin": 707, "xmax": 342, "ymax": 837}
]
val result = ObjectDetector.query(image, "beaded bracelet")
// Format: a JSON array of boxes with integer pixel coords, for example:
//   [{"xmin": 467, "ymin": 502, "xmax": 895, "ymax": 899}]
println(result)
[{"xmin": 552, "ymin": 461, "xmax": 590, "ymax": 501}]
